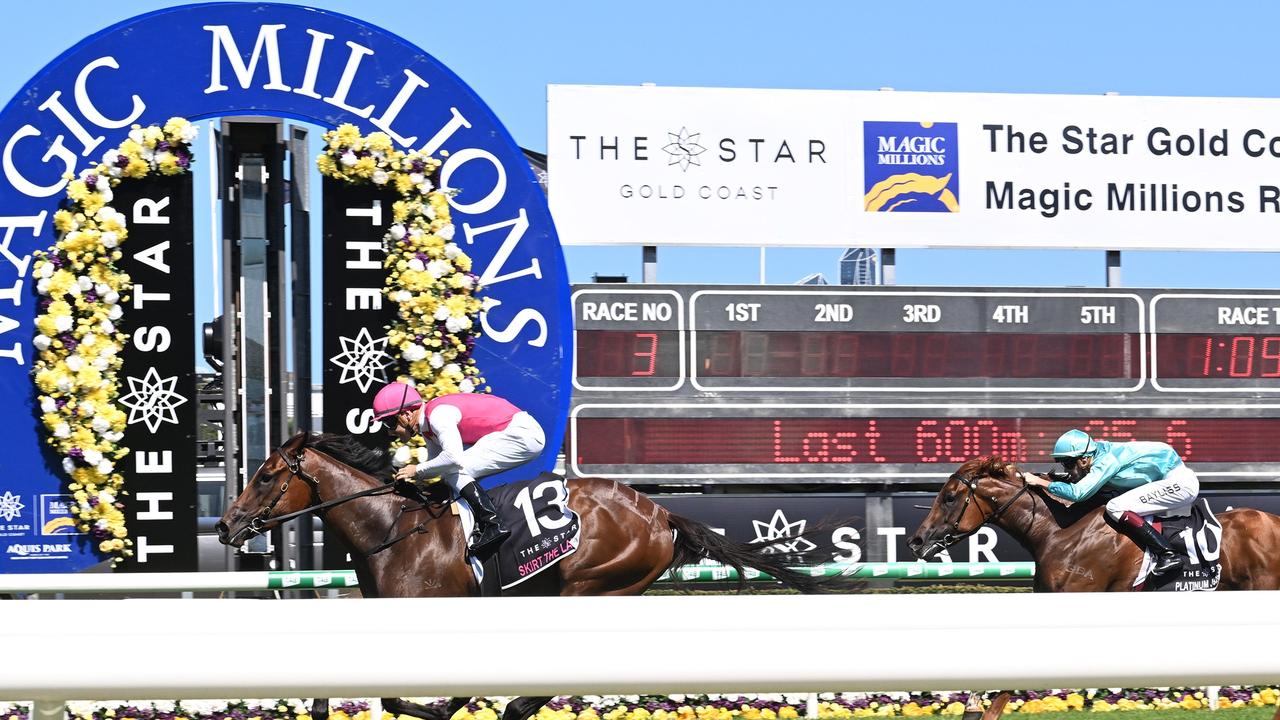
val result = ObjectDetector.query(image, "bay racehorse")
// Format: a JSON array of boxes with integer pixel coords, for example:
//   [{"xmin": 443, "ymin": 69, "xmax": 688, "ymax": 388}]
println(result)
[
  {"xmin": 907, "ymin": 456, "xmax": 1280, "ymax": 591},
  {"xmin": 217, "ymin": 432, "xmax": 856, "ymax": 720}
]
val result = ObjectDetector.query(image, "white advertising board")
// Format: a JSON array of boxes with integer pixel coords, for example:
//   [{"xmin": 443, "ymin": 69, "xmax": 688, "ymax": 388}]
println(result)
[{"xmin": 548, "ymin": 84, "xmax": 1280, "ymax": 250}]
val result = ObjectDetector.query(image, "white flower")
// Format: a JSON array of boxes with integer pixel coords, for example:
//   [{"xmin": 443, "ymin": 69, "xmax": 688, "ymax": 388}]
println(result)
[
  {"xmin": 104, "ymin": 431, "xmax": 124, "ymax": 443},
  {"xmin": 80, "ymin": 401, "xmax": 95, "ymax": 416},
  {"xmin": 93, "ymin": 357, "xmax": 110, "ymax": 371},
  {"xmin": 62, "ymin": 458, "xmax": 76, "ymax": 474},
  {"xmin": 53, "ymin": 422, "xmax": 71, "ymax": 438},
  {"xmin": 65, "ymin": 355, "xmax": 84, "ymax": 372},
  {"xmin": 95, "ymin": 283, "xmax": 110, "ymax": 295},
  {"xmin": 391, "ymin": 290, "xmax": 413, "ymax": 303},
  {"xmin": 40, "ymin": 397, "xmax": 57, "ymax": 413},
  {"xmin": 409, "ymin": 172, "xmax": 425, "ymax": 185},
  {"xmin": 95, "ymin": 519, "xmax": 110, "ymax": 529},
  {"xmin": 414, "ymin": 446, "xmax": 432, "ymax": 464},
  {"xmin": 423, "ymin": 204, "xmax": 437, "ymax": 220},
  {"xmin": 388, "ymin": 224, "xmax": 406, "ymax": 241},
  {"xmin": 443, "ymin": 362, "xmax": 461, "ymax": 378},
  {"xmin": 371, "ymin": 169, "xmax": 389, "ymax": 185},
  {"xmin": 180, "ymin": 123, "xmax": 198, "ymax": 142},
  {"xmin": 97, "ymin": 459, "xmax": 114, "ymax": 475},
  {"xmin": 38, "ymin": 262, "xmax": 54, "ymax": 278},
  {"xmin": 83, "ymin": 448, "xmax": 103, "ymax": 466},
  {"xmin": 429, "ymin": 352, "xmax": 444, "ymax": 369},
  {"xmin": 459, "ymin": 379, "xmax": 475, "ymax": 393},
  {"xmin": 108, "ymin": 305, "xmax": 123, "ymax": 320},
  {"xmin": 340, "ymin": 150, "xmax": 357, "ymax": 167},
  {"xmin": 100, "ymin": 231, "xmax": 119, "ymax": 249},
  {"xmin": 445, "ymin": 316, "xmax": 468, "ymax": 333},
  {"xmin": 54, "ymin": 315, "xmax": 73, "ymax": 333},
  {"xmin": 81, "ymin": 333, "xmax": 97, "ymax": 348},
  {"xmin": 35, "ymin": 278, "xmax": 50, "ymax": 295},
  {"xmin": 95, "ymin": 176, "xmax": 110, "ymax": 194},
  {"xmin": 128, "ymin": 127, "xmax": 144, "ymax": 144},
  {"xmin": 56, "ymin": 376, "xmax": 73, "ymax": 392},
  {"xmin": 102, "ymin": 150, "xmax": 120, "ymax": 166},
  {"xmin": 402, "ymin": 344, "xmax": 427, "ymax": 362},
  {"xmin": 99, "ymin": 320, "xmax": 115, "ymax": 334},
  {"xmin": 104, "ymin": 291, "xmax": 120, "ymax": 305},
  {"xmin": 433, "ymin": 305, "xmax": 451, "ymax": 321},
  {"xmin": 438, "ymin": 224, "xmax": 456, "ymax": 241},
  {"xmin": 99, "ymin": 344, "xmax": 117, "ymax": 357},
  {"xmin": 92, "ymin": 417, "xmax": 111, "ymax": 433},
  {"xmin": 33, "ymin": 335, "xmax": 51, "ymax": 351},
  {"xmin": 426, "ymin": 259, "xmax": 452, "ymax": 279},
  {"xmin": 67, "ymin": 281, "xmax": 81, "ymax": 297},
  {"xmin": 444, "ymin": 243, "xmax": 462, "ymax": 259},
  {"xmin": 407, "ymin": 258, "xmax": 425, "ymax": 272},
  {"xmin": 391, "ymin": 445, "xmax": 412, "ymax": 468},
  {"xmin": 457, "ymin": 274, "xmax": 475, "ymax": 290},
  {"xmin": 77, "ymin": 276, "xmax": 93, "ymax": 292}
]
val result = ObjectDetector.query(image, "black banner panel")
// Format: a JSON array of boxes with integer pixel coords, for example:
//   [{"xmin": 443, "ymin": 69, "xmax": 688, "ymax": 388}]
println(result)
[
  {"xmin": 321, "ymin": 179, "xmax": 398, "ymax": 569},
  {"xmin": 116, "ymin": 174, "xmax": 197, "ymax": 571},
  {"xmin": 321, "ymin": 178, "xmax": 398, "ymax": 438},
  {"xmin": 570, "ymin": 284, "xmax": 1280, "ymax": 484}
]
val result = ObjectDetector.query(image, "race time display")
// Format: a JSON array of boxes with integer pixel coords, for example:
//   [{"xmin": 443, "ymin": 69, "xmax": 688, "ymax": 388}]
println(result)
[{"xmin": 568, "ymin": 285, "xmax": 1280, "ymax": 483}]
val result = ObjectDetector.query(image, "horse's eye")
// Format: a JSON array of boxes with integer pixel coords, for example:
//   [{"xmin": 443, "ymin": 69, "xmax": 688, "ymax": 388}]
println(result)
[
  {"xmin": 943, "ymin": 492, "xmax": 956, "ymax": 504},
  {"xmin": 257, "ymin": 474, "xmax": 273, "ymax": 485}
]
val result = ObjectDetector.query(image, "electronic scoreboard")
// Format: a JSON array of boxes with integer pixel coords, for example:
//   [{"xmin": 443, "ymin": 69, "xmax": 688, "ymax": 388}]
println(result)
[{"xmin": 568, "ymin": 285, "xmax": 1280, "ymax": 484}]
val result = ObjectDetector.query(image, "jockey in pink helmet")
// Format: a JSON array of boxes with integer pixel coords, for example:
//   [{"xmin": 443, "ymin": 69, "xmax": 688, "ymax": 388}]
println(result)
[{"xmin": 371, "ymin": 381, "xmax": 546, "ymax": 561}]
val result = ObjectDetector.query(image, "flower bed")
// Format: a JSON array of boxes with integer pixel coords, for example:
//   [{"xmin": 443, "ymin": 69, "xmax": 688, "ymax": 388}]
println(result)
[{"xmin": 2, "ymin": 688, "xmax": 1277, "ymax": 720}]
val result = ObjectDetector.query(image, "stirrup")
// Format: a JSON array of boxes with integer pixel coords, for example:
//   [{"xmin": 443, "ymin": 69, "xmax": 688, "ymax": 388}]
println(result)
[{"xmin": 1151, "ymin": 553, "xmax": 1183, "ymax": 576}]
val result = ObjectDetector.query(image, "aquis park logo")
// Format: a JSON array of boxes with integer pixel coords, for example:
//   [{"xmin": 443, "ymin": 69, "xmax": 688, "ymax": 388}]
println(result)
[{"xmin": 863, "ymin": 121, "xmax": 959, "ymax": 213}]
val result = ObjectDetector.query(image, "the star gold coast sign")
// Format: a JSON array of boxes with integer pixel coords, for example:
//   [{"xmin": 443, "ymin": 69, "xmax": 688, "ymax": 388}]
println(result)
[{"xmin": 0, "ymin": 3, "xmax": 571, "ymax": 573}]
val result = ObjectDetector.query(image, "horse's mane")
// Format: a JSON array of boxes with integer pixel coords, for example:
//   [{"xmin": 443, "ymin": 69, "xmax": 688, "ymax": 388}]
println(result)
[
  {"xmin": 306, "ymin": 433, "xmax": 394, "ymax": 482},
  {"xmin": 964, "ymin": 455, "xmax": 1117, "ymax": 530}
]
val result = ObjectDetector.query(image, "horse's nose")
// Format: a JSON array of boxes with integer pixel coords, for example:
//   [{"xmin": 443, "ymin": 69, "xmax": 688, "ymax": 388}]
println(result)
[
  {"xmin": 214, "ymin": 520, "xmax": 229, "ymax": 542},
  {"xmin": 907, "ymin": 534, "xmax": 923, "ymax": 552}
]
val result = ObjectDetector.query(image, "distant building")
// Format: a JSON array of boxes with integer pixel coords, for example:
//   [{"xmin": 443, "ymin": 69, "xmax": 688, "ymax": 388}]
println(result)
[
  {"xmin": 795, "ymin": 272, "xmax": 829, "ymax": 285},
  {"xmin": 840, "ymin": 248, "xmax": 880, "ymax": 285}
]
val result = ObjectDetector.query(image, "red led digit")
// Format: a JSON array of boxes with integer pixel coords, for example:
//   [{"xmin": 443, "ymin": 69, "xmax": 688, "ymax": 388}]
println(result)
[
  {"xmin": 1229, "ymin": 336, "xmax": 1255, "ymax": 378},
  {"xmin": 1263, "ymin": 337, "xmax": 1280, "ymax": 378},
  {"xmin": 1200, "ymin": 336, "xmax": 1213, "ymax": 378},
  {"xmin": 631, "ymin": 332, "xmax": 658, "ymax": 377}
]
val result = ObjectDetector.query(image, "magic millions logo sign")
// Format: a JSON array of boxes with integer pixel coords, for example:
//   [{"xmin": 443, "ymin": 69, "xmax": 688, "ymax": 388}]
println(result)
[
  {"xmin": 863, "ymin": 121, "xmax": 960, "ymax": 213},
  {"xmin": 0, "ymin": 3, "xmax": 570, "ymax": 573}
]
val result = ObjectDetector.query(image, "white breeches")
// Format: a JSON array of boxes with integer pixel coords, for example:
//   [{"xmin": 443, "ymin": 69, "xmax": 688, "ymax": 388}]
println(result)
[
  {"xmin": 1104, "ymin": 464, "xmax": 1200, "ymax": 520},
  {"xmin": 440, "ymin": 412, "xmax": 547, "ymax": 492}
]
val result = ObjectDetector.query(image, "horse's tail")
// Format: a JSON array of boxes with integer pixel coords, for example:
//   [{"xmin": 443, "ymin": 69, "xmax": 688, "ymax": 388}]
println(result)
[{"xmin": 666, "ymin": 513, "xmax": 859, "ymax": 594}]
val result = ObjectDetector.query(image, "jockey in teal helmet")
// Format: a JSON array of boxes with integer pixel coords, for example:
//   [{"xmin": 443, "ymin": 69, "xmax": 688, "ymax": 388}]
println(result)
[{"xmin": 1024, "ymin": 428, "xmax": 1198, "ymax": 578}]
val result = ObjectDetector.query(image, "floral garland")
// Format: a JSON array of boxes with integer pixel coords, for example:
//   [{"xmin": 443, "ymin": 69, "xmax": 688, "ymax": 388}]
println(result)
[
  {"xmin": 317, "ymin": 124, "xmax": 486, "ymax": 468},
  {"xmin": 3, "ymin": 687, "xmax": 1272, "ymax": 720},
  {"xmin": 31, "ymin": 118, "xmax": 197, "ymax": 565}
]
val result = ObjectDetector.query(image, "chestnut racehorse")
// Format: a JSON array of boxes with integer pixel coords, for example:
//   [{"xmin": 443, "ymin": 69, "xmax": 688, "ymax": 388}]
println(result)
[
  {"xmin": 218, "ymin": 432, "xmax": 855, "ymax": 720},
  {"xmin": 907, "ymin": 456, "xmax": 1280, "ymax": 591}
]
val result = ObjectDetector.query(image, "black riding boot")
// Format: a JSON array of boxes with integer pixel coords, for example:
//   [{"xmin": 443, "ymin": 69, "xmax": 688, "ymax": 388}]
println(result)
[
  {"xmin": 1121, "ymin": 513, "xmax": 1183, "ymax": 577},
  {"xmin": 459, "ymin": 482, "xmax": 510, "ymax": 561}
]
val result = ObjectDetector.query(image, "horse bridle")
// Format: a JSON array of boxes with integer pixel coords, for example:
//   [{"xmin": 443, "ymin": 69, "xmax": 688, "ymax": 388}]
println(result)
[
  {"xmin": 229, "ymin": 442, "xmax": 419, "ymax": 554},
  {"xmin": 929, "ymin": 470, "xmax": 1031, "ymax": 550}
]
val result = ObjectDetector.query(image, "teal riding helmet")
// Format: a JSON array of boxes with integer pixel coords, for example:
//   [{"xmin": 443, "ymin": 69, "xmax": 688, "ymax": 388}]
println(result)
[{"xmin": 1052, "ymin": 429, "xmax": 1097, "ymax": 459}]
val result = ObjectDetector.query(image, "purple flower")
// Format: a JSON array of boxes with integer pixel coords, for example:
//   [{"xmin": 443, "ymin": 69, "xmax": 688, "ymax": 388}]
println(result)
[
  {"xmin": 84, "ymin": 292, "xmax": 97, "ymax": 303},
  {"xmin": 115, "ymin": 155, "xmax": 130, "ymax": 168},
  {"xmin": 177, "ymin": 154, "xmax": 191, "ymax": 168}
]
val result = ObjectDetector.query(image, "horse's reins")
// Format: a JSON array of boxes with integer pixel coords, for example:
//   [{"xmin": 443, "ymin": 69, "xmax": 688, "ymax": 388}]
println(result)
[
  {"xmin": 233, "ymin": 445, "xmax": 431, "ymax": 556},
  {"xmin": 927, "ymin": 471, "xmax": 1032, "ymax": 550}
]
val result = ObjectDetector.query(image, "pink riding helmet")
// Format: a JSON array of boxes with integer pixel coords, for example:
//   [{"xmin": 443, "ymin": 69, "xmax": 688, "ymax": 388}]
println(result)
[{"xmin": 371, "ymin": 382, "xmax": 424, "ymax": 420}]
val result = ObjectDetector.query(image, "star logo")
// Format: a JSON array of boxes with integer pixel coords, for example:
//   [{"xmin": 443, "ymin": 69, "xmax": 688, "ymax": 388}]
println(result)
[
  {"xmin": 0, "ymin": 491, "xmax": 24, "ymax": 522},
  {"xmin": 329, "ymin": 327, "xmax": 393, "ymax": 393},
  {"xmin": 661, "ymin": 127, "xmax": 707, "ymax": 172},
  {"xmin": 118, "ymin": 367, "xmax": 189, "ymax": 433},
  {"xmin": 750, "ymin": 508, "xmax": 817, "ymax": 555}
]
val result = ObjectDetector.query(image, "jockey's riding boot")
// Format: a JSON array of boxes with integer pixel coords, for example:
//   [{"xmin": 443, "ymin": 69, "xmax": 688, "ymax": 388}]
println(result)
[
  {"xmin": 1121, "ymin": 511, "xmax": 1183, "ymax": 577},
  {"xmin": 459, "ymin": 482, "xmax": 510, "ymax": 561}
]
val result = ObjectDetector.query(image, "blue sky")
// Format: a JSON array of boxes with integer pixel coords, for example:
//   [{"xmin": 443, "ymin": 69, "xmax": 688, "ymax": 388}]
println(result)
[{"xmin": 5, "ymin": 0, "xmax": 1280, "ymax": 372}]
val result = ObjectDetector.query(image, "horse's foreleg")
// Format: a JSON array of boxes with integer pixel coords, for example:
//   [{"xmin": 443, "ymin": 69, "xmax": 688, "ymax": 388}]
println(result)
[
  {"xmin": 381, "ymin": 697, "xmax": 469, "ymax": 720},
  {"xmin": 502, "ymin": 696, "xmax": 553, "ymax": 720},
  {"xmin": 310, "ymin": 699, "xmax": 330, "ymax": 720}
]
